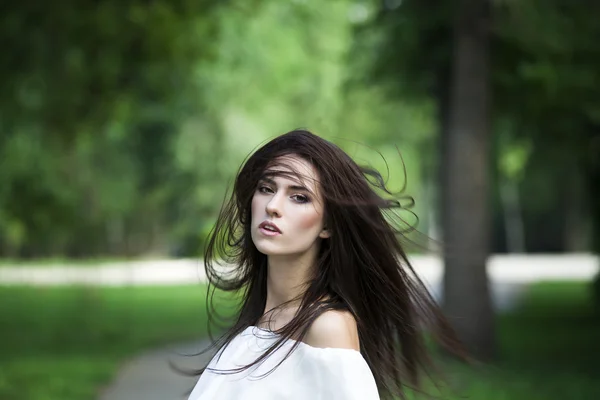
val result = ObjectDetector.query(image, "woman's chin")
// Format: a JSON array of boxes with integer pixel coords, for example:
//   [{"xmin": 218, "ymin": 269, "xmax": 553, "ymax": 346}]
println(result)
[
  {"xmin": 256, "ymin": 247, "xmax": 283, "ymax": 256},
  {"xmin": 254, "ymin": 243, "xmax": 290, "ymax": 257}
]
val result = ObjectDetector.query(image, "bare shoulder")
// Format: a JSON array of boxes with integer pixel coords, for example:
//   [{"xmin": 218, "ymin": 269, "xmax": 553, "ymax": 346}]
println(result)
[{"xmin": 303, "ymin": 309, "xmax": 360, "ymax": 351}]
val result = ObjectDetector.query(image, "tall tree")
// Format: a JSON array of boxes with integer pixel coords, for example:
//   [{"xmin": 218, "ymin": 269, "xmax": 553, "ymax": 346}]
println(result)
[
  {"xmin": 441, "ymin": 0, "xmax": 495, "ymax": 359},
  {"xmin": 361, "ymin": 0, "xmax": 496, "ymax": 359}
]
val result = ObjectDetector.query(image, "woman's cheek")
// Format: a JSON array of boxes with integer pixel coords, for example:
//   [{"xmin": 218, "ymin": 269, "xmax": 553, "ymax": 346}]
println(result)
[{"xmin": 297, "ymin": 208, "xmax": 323, "ymax": 230}]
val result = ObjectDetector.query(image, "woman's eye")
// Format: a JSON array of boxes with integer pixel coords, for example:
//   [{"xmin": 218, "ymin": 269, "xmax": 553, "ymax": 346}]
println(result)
[
  {"xmin": 292, "ymin": 194, "xmax": 310, "ymax": 203},
  {"xmin": 258, "ymin": 186, "xmax": 309, "ymax": 203}
]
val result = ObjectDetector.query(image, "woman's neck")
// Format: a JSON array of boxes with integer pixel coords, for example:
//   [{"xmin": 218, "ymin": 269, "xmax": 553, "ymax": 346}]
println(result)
[{"xmin": 261, "ymin": 253, "xmax": 315, "ymax": 329}]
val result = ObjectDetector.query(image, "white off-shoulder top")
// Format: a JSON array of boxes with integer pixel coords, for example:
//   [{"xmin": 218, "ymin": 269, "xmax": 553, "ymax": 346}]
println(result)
[{"xmin": 188, "ymin": 326, "xmax": 380, "ymax": 400}]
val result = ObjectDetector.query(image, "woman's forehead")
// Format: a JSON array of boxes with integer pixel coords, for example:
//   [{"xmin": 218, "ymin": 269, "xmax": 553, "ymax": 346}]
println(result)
[{"xmin": 263, "ymin": 155, "xmax": 321, "ymax": 191}]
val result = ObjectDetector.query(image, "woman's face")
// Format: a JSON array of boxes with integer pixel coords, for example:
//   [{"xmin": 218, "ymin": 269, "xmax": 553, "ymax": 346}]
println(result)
[{"xmin": 250, "ymin": 155, "xmax": 330, "ymax": 257}]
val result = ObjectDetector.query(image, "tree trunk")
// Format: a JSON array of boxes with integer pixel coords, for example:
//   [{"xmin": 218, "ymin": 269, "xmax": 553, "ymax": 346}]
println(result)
[{"xmin": 441, "ymin": 0, "xmax": 496, "ymax": 360}]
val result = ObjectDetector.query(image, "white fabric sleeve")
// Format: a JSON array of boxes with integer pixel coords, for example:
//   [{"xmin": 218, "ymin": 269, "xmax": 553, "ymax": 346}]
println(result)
[{"xmin": 296, "ymin": 347, "xmax": 380, "ymax": 400}]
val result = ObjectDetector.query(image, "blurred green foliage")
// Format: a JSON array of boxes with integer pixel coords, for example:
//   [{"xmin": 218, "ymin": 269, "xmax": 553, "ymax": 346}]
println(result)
[
  {"xmin": 0, "ymin": 0, "xmax": 431, "ymax": 258},
  {"xmin": 1, "ymin": 0, "xmax": 599, "ymax": 258},
  {"xmin": 366, "ymin": 0, "xmax": 600, "ymax": 253}
]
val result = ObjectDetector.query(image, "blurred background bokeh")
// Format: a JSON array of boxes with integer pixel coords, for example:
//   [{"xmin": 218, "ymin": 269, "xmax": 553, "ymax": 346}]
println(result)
[{"xmin": 1, "ymin": 0, "xmax": 599, "ymax": 399}]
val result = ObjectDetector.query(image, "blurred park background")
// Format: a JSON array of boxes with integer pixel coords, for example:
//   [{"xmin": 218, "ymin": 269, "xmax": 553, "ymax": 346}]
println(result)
[{"xmin": 1, "ymin": 0, "xmax": 600, "ymax": 399}]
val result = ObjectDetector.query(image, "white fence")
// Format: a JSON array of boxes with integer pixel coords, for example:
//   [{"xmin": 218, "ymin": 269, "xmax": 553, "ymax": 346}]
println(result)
[{"xmin": 0, "ymin": 254, "xmax": 597, "ymax": 287}]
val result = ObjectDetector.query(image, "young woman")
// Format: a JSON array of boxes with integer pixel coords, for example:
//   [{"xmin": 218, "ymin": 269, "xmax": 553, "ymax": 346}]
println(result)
[{"xmin": 188, "ymin": 130, "xmax": 463, "ymax": 400}]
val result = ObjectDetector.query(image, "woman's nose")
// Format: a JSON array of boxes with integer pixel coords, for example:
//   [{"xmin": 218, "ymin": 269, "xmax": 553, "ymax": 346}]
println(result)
[{"xmin": 265, "ymin": 194, "xmax": 283, "ymax": 217}]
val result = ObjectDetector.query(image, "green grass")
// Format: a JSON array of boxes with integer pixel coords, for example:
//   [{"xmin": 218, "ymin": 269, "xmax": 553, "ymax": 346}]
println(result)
[
  {"xmin": 0, "ymin": 285, "xmax": 232, "ymax": 400},
  {"xmin": 1, "ymin": 282, "xmax": 599, "ymax": 400},
  {"xmin": 493, "ymin": 282, "xmax": 600, "ymax": 399},
  {"xmin": 414, "ymin": 282, "xmax": 600, "ymax": 400}
]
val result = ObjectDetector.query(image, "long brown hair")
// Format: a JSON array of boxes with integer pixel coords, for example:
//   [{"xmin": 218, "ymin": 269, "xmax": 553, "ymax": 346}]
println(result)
[{"xmin": 200, "ymin": 129, "xmax": 463, "ymax": 399}]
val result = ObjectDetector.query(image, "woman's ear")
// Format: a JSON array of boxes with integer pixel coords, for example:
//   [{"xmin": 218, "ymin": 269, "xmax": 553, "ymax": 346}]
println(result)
[{"xmin": 319, "ymin": 226, "xmax": 331, "ymax": 239}]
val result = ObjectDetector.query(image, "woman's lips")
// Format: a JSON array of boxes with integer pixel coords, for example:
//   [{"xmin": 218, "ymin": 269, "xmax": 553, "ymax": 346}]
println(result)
[
  {"xmin": 258, "ymin": 221, "xmax": 282, "ymax": 235},
  {"xmin": 259, "ymin": 226, "xmax": 281, "ymax": 236}
]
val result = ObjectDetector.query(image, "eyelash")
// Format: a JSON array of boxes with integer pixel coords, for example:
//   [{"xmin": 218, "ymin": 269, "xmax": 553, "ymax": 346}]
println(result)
[{"xmin": 258, "ymin": 186, "xmax": 310, "ymax": 204}]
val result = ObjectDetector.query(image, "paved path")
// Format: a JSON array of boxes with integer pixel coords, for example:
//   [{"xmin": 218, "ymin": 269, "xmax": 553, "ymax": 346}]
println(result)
[{"xmin": 98, "ymin": 340, "xmax": 215, "ymax": 400}]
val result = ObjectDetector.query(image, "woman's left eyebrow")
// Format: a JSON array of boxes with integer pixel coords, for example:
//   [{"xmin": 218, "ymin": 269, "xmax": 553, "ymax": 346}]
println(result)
[{"xmin": 260, "ymin": 177, "xmax": 310, "ymax": 192}]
